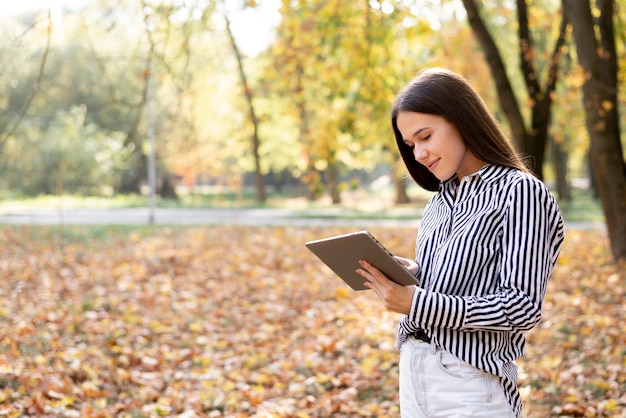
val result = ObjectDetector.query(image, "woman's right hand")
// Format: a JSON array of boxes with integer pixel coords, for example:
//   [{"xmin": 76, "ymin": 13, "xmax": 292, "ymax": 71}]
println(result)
[{"xmin": 395, "ymin": 256, "xmax": 419, "ymax": 275}]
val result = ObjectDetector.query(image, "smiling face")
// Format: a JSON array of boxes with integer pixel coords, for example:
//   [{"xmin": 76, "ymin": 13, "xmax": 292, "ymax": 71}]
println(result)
[{"xmin": 396, "ymin": 111, "xmax": 486, "ymax": 181}]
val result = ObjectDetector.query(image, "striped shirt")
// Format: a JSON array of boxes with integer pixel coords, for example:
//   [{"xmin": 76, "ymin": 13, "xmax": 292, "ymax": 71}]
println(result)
[{"xmin": 397, "ymin": 164, "xmax": 564, "ymax": 416}]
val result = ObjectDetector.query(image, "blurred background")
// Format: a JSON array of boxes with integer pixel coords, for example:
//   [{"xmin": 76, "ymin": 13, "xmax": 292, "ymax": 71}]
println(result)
[
  {"xmin": 0, "ymin": 0, "xmax": 623, "ymax": 223},
  {"xmin": 1, "ymin": 2, "xmax": 625, "ymax": 415}
]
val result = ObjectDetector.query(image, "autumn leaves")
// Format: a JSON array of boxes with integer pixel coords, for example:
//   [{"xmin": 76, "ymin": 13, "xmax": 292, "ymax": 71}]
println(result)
[{"xmin": 0, "ymin": 226, "xmax": 624, "ymax": 416}]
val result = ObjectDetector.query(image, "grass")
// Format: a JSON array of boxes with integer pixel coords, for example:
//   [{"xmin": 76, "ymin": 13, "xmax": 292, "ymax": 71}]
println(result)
[
  {"xmin": 0, "ymin": 185, "xmax": 604, "ymax": 223},
  {"xmin": 3, "ymin": 224, "xmax": 160, "ymax": 247},
  {"xmin": 557, "ymin": 188, "xmax": 605, "ymax": 223},
  {"xmin": 0, "ymin": 194, "xmax": 149, "ymax": 209},
  {"xmin": 0, "ymin": 191, "xmax": 299, "ymax": 210}
]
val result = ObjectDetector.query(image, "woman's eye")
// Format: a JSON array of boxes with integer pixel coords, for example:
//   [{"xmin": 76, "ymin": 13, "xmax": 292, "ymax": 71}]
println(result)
[{"xmin": 420, "ymin": 134, "xmax": 431, "ymax": 141}]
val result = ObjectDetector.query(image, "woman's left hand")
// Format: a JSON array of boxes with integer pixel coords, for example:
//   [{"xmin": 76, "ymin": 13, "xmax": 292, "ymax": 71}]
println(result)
[{"xmin": 356, "ymin": 260, "xmax": 416, "ymax": 314}]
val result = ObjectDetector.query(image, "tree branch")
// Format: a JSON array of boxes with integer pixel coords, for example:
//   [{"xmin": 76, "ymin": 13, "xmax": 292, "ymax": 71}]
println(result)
[
  {"xmin": 1, "ymin": 11, "xmax": 52, "ymax": 147},
  {"xmin": 517, "ymin": 0, "xmax": 541, "ymax": 101},
  {"xmin": 544, "ymin": 13, "xmax": 569, "ymax": 104},
  {"xmin": 597, "ymin": 0, "xmax": 617, "ymax": 87},
  {"xmin": 223, "ymin": 8, "xmax": 265, "ymax": 202},
  {"xmin": 460, "ymin": 0, "xmax": 526, "ymax": 150}
]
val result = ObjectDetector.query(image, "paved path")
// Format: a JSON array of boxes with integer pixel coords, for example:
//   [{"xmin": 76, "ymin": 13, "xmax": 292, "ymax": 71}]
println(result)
[
  {"xmin": 0, "ymin": 207, "xmax": 424, "ymax": 228},
  {"xmin": 0, "ymin": 207, "xmax": 604, "ymax": 230}
]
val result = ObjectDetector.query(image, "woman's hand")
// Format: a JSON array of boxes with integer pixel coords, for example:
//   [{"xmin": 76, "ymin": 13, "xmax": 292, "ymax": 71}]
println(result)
[
  {"xmin": 395, "ymin": 256, "xmax": 419, "ymax": 275},
  {"xmin": 356, "ymin": 260, "xmax": 416, "ymax": 315}
]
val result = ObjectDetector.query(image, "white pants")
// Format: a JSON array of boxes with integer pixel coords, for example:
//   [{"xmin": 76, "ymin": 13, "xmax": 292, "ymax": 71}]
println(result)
[{"xmin": 399, "ymin": 337, "xmax": 516, "ymax": 418}]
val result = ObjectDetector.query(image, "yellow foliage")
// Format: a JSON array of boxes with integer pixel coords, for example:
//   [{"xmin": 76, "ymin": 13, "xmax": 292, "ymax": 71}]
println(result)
[
  {"xmin": 335, "ymin": 287, "xmax": 350, "ymax": 299},
  {"xmin": 0, "ymin": 226, "xmax": 623, "ymax": 417},
  {"xmin": 602, "ymin": 399, "xmax": 620, "ymax": 412},
  {"xmin": 188, "ymin": 321, "xmax": 203, "ymax": 333}
]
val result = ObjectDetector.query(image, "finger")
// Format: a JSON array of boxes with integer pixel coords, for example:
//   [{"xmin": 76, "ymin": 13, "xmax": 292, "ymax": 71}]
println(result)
[
  {"xmin": 360, "ymin": 274, "xmax": 382, "ymax": 297},
  {"xmin": 360, "ymin": 260, "xmax": 389, "ymax": 286},
  {"xmin": 394, "ymin": 256, "xmax": 410, "ymax": 266},
  {"xmin": 358, "ymin": 260, "xmax": 377, "ymax": 276},
  {"xmin": 356, "ymin": 267, "xmax": 381, "ymax": 294},
  {"xmin": 356, "ymin": 267, "xmax": 371, "ymax": 284},
  {"xmin": 356, "ymin": 267, "xmax": 376, "ymax": 287}
]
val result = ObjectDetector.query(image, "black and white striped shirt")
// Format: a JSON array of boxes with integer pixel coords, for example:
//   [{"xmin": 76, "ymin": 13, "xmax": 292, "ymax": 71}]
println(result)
[{"xmin": 397, "ymin": 164, "xmax": 564, "ymax": 416}]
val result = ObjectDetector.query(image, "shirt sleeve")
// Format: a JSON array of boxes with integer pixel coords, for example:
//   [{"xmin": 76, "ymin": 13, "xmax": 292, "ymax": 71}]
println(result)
[{"xmin": 408, "ymin": 177, "xmax": 564, "ymax": 333}]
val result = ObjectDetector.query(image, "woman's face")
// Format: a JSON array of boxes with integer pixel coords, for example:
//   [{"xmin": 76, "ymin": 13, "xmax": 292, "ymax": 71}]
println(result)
[{"xmin": 396, "ymin": 111, "xmax": 485, "ymax": 181}]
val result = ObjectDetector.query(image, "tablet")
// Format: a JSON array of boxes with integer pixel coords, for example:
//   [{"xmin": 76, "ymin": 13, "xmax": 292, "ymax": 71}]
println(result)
[{"xmin": 305, "ymin": 230, "xmax": 419, "ymax": 291}]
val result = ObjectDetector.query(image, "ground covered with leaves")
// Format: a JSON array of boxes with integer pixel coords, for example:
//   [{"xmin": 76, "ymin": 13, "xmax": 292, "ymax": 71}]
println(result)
[{"xmin": 0, "ymin": 225, "xmax": 624, "ymax": 417}]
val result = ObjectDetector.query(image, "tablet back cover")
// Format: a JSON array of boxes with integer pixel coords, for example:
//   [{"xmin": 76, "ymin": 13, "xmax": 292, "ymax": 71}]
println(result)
[{"xmin": 305, "ymin": 230, "xmax": 419, "ymax": 290}]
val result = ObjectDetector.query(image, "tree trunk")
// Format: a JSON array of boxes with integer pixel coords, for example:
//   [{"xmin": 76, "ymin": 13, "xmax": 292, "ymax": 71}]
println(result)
[
  {"xmin": 327, "ymin": 161, "xmax": 341, "ymax": 204},
  {"xmin": 119, "ymin": 151, "xmax": 147, "ymax": 194},
  {"xmin": 461, "ymin": 0, "xmax": 568, "ymax": 180},
  {"xmin": 120, "ymin": 30, "xmax": 152, "ymax": 195},
  {"xmin": 518, "ymin": 1, "xmax": 569, "ymax": 180},
  {"xmin": 460, "ymin": 0, "xmax": 526, "ymax": 151},
  {"xmin": 158, "ymin": 172, "xmax": 178, "ymax": 199},
  {"xmin": 551, "ymin": 135, "xmax": 570, "ymax": 201},
  {"xmin": 563, "ymin": 0, "xmax": 626, "ymax": 261},
  {"xmin": 224, "ymin": 12, "xmax": 266, "ymax": 204},
  {"xmin": 394, "ymin": 176, "xmax": 409, "ymax": 205}
]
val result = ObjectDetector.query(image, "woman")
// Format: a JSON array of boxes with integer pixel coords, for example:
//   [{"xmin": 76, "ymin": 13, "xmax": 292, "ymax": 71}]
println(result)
[{"xmin": 356, "ymin": 68, "xmax": 564, "ymax": 417}]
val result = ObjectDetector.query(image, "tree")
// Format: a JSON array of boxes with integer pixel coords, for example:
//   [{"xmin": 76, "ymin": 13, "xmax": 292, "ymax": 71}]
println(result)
[
  {"xmin": 223, "ymin": 6, "xmax": 266, "ymax": 204},
  {"xmin": 58, "ymin": 1, "xmax": 150, "ymax": 195},
  {"xmin": 0, "ymin": 12, "xmax": 51, "ymax": 150},
  {"xmin": 264, "ymin": 0, "xmax": 442, "ymax": 204},
  {"xmin": 3, "ymin": 105, "xmax": 131, "ymax": 196},
  {"xmin": 460, "ymin": 0, "xmax": 568, "ymax": 180},
  {"xmin": 0, "ymin": 4, "xmax": 141, "ymax": 196},
  {"xmin": 563, "ymin": 0, "xmax": 626, "ymax": 261}
]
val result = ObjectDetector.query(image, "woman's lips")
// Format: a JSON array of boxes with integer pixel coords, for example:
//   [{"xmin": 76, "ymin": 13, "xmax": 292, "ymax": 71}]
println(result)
[{"xmin": 427, "ymin": 159, "xmax": 439, "ymax": 171}]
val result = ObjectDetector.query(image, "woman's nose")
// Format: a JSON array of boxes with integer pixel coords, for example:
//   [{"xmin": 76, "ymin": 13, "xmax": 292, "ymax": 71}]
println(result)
[{"xmin": 413, "ymin": 146, "xmax": 427, "ymax": 161}]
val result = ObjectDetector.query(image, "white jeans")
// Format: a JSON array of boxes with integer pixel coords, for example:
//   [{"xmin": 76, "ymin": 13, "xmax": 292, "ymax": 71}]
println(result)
[{"xmin": 399, "ymin": 337, "xmax": 516, "ymax": 418}]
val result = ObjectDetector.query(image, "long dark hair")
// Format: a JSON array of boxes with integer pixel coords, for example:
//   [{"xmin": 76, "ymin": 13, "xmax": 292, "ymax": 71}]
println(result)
[{"xmin": 391, "ymin": 68, "xmax": 530, "ymax": 191}]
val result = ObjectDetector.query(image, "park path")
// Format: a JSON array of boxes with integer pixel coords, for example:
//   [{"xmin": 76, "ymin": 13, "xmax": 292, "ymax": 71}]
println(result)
[
  {"xmin": 0, "ymin": 207, "xmax": 603, "ymax": 230},
  {"xmin": 0, "ymin": 207, "xmax": 423, "ymax": 228}
]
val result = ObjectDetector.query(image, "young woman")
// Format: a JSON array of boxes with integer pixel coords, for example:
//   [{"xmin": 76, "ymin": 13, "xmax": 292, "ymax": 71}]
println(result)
[{"xmin": 356, "ymin": 68, "xmax": 564, "ymax": 417}]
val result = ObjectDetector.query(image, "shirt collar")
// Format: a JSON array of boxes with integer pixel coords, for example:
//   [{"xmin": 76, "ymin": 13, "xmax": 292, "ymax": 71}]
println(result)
[
  {"xmin": 438, "ymin": 164, "xmax": 511, "ymax": 193},
  {"xmin": 476, "ymin": 164, "xmax": 511, "ymax": 184}
]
